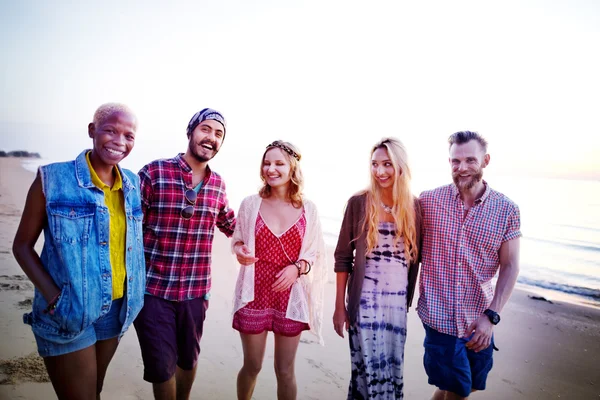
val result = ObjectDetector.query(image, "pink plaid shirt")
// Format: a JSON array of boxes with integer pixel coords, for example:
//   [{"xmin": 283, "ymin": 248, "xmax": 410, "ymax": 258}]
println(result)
[
  {"xmin": 139, "ymin": 154, "xmax": 236, "ymax": 302},
  {"xmin": 417, "ymin": 181, "xmax": 521, "ymax": 337}
]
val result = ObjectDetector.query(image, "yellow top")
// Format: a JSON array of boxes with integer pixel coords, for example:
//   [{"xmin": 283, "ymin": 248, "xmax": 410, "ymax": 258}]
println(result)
[{"xmin": 86, "ymin": 152, "xmax": 126, "ymax": 300}]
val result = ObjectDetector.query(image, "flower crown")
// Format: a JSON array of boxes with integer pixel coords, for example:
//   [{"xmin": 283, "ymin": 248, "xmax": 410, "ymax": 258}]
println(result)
[{"xmin": 266, "ymin": 141, "xmax": 301, "ymax": 161}]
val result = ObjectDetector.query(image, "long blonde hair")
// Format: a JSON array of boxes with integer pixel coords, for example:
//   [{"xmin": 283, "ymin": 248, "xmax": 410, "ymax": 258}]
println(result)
[
  {"xmin": 258, "ymin": 140, "xmax": 304, "ymax": 208},
  {"xmin": 364, "ymin": 137, "xmax": 417, "ymax": 263}
]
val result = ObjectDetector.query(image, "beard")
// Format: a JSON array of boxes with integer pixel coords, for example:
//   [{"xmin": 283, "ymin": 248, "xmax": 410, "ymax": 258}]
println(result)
[
  {"xmin": 452, "ymin": 167, "xmax": 483, "ymax": 191},
  {"xmin": 189, "ymin": 139, "xmax": 219, "ymax": 163}
]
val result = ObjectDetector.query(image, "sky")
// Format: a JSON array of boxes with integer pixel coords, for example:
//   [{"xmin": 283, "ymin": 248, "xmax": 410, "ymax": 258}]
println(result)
[{"xmin": 1, "ymin": 0, "xmax": 599, "ymax": 194}]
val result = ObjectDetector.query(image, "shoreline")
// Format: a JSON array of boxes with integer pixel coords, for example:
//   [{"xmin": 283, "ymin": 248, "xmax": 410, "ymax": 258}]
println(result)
[
  {"xmin": 1, "ymin": 157, "xmax": 599, "ymax": 399},
  {"xmin": 514, "ymin": 282, "xmax": 600, "ymax": 311}
]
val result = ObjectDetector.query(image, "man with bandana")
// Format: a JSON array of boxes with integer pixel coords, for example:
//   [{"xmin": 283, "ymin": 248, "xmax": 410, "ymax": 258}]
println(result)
[{"xmin": 134, "ymin": 108, "xmax": 236, "ymax": 399}]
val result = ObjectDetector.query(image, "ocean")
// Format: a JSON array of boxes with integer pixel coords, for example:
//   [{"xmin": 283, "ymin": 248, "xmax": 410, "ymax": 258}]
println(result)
[{"xmin": 21, "ymin": 158, "xmax": 600, "ymax": 307}]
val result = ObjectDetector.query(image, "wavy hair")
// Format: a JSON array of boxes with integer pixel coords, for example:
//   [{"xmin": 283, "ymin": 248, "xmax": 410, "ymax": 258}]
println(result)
[
  {"xmin": 258, "ymin": 140, "xmax": 304, "ymax": 208},
  {"xmin": 363, "ymin": 137, "xmax": 417, "ymax": 263}
]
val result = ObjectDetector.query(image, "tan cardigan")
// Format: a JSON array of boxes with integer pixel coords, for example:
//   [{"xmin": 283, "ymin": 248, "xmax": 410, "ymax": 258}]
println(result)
[{"xmin": 333, "ymin": 192, "xmax": 422, "ymax": 324}]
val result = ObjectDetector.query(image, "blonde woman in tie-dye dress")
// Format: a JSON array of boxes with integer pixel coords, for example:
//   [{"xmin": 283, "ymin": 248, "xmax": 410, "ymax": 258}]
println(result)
[{"xmin": 333, "ymin": 137, "xmax": 422, "ymax": 399}]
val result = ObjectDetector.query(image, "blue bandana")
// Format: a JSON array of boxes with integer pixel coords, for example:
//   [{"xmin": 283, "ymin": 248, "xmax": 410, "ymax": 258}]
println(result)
[{"xmin": 186, "ymin": 108, "xmax": 226, "ymax": 137}]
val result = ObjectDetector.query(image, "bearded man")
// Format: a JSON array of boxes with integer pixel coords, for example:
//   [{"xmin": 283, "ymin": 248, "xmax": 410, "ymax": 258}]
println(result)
[
  {"xmin": 418, "ymin": 131, "xmax": 521, "ymax": 400},
  {"xmin": 134, "ymin": 108, "xmax": 236, "ymax": 400}
]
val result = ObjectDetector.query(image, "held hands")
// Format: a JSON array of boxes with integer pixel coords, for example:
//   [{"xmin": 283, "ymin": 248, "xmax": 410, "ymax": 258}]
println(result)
[
  {"xmin": 234, "ymin": 243, "xmax": 258, "ymax": 266},
  {"xmin": 465, "ymin": 314, "xmax": 494, "ymax": 352},
  {"xmin": 333, "ymin": 306, "xmax": 350, "ymax": 338},
  {"xmin": 272, "ymin": 264, "xmax": 298, "ymax": 292}
]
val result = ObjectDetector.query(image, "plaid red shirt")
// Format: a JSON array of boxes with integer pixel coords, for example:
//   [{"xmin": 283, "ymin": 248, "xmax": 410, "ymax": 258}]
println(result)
[
  {"xmin": 139, "ymin": 154, "xmax": 236, "ymax": 301},
  {"xmin": 417, "ymin": 181, "xmax": 521, "ymax": 337}
]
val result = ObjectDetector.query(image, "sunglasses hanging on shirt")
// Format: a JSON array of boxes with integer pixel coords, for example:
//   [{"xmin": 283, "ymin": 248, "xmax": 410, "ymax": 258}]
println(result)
[{"xmin": 181, "ymin": 189, "xmax": 197, "ymax": 220}]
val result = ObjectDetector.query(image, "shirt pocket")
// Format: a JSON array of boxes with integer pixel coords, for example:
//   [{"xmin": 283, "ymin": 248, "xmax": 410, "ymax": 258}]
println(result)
[
  {"xmin": 464, "ymin": 220, "xmax": 502, "ymax": 277},
  {"xmin": 197, "ymin": 198, "xmax": 219, "ymax": 223},
  {"xmin": 47, "ymin": 203, "xmax": 95, "ymax": 243}
]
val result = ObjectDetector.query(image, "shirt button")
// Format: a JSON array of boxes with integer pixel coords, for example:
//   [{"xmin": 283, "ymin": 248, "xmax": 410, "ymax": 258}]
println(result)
[
  {"xmin": 457, "ymin": 262, "xmax": 462, "ymax": 266},
  {"xmin": 128, "ymin": 246, "xmax": 132, "ymax": 251},
  {"xmin": 457, "ymin": 282, "xmax": 461, "ymax": 286},
  {"xmin": 102, "ymin": 305, "xmax": 109, "ymax": 310},
  {"xmin": 100, "ymin": 241, "xmax": 107, "ymax": 246}
]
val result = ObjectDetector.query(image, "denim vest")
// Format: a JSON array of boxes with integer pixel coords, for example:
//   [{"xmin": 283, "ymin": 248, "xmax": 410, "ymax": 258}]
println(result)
[{"xmin": 23, "ymin": 150, "xmax": 146, "ymax": 343}]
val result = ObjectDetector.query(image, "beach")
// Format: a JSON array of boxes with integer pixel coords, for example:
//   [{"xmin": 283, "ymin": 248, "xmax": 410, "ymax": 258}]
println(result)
[{"xmin": 0, "ymin": 157, "xmax": 599, "ymax": 400}]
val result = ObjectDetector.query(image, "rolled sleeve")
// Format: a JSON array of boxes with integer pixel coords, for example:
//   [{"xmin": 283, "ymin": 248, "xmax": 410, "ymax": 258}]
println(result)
[
  {"xmin": 138, "ymin": 166, "xmax": 153, "ymax": 221},
  {"xmin": 216, "ymin": 181, "xmax": 236, "ymax": 237},
  {"xmin": 503, "ymin": 204, "xmax": 522, "ymax": 242}
]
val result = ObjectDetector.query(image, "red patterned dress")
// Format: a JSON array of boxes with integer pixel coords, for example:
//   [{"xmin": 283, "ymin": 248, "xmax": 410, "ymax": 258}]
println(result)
[{"xmin": 233, "ymin": 211, "xmax": 310, "ymax": 336}]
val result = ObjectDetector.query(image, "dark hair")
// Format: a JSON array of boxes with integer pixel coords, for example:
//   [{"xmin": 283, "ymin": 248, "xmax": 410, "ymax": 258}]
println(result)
[{"xmin": 448, "ymin": 131, "xmax": 488, "ymax": 153}]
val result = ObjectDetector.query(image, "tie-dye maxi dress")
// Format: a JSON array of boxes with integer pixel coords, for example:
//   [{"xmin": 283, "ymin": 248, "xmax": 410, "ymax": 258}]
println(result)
[{"xmin": 348, "ymin": 222, "xmax": 408, "ymax": 399}]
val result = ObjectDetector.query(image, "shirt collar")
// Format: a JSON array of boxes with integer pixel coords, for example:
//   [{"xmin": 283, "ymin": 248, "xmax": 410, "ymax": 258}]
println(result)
[
  {"xmin": 85, "ymin": 151, "xmax": 123, "ymax": 191},
  {"xmin": 452, "ymin": 180, "xmax": 491, "ymax": 205},
  {"xmin": 176, "ymin": 153, "xmax": 192, "ymax": 173},
  {"xmin": 176, "ymin": 153, "xmax": 212, "ymax": 182}
]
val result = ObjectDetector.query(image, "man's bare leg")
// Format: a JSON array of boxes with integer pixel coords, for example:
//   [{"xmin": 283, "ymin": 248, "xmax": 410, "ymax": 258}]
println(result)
[
  {"xmin": 175, "ymin": 365, "xmax": 198, "ymax": 400},
  {"xmin": 152, "ymin": 376, "xmax": 176, "ymax": 400}
]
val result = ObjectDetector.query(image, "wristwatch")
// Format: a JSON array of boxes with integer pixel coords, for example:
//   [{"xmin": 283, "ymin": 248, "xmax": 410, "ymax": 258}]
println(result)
[{"xmin": 483, "ymin": 309, "xmax": 501, "ymax": 325}]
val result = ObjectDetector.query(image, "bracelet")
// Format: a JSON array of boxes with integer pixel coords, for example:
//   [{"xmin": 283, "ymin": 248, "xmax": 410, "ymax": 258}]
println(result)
[
  {"xmin": 294, "ymin": 262, "xmax": 302, "ymax": 277},
  {"xmin": 43, "ymin": 292, "xmax": 61, "ymax": 315},
  {"xmin": 298, "ymin": 259, "xmax": 312, "ymax": 275}
]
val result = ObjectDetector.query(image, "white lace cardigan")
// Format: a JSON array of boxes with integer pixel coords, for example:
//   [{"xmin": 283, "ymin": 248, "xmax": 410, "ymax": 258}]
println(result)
[{"xmin": 231, "ymin": 194, "xmax": 327, "ymax": 345}]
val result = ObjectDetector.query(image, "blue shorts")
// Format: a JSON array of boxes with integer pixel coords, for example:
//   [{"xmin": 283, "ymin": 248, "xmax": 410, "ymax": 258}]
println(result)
[
  {"xmin": 422, "ymin": 324, "xmax": 495, "ymax": 398},
  {"xmin": 34, "ymin": 298, "xmax": 124, "ymax": 357}
]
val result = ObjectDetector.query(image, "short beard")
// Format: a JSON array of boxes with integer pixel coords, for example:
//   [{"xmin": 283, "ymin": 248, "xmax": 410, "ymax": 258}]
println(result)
[
  {"xmin": 189, "ymin": 141, "xmax": 218, "ymax": 163},
  {"xmin": 453, "ymin": 169, "xmax": 483, "ymax": 191}
]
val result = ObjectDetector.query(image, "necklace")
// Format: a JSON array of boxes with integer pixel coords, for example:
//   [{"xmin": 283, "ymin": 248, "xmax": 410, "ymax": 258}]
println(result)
[{"xmin": 381, "ymin": 202, "xmax": 393, "ymax": 214}]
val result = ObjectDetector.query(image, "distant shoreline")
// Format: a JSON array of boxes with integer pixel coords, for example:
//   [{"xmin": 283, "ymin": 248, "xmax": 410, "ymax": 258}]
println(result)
[{"xmin": 0, "ymin": 150, "xmax": 41, "ymax": 158}]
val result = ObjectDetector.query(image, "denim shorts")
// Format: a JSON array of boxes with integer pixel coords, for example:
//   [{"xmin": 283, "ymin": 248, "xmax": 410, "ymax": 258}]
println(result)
[
  {"xmin": 34, "ymin": 298, "xmax": 124, "ymax": 358},
  {"xmin": 422, "ymin": 323, "xmax": 494, "ymax": 398}
]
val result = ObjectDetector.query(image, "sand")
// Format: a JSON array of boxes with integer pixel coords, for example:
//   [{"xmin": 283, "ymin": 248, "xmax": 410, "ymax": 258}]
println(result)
[{"xmin": 0, "ymin": 157, "xmax": 599, "ymax": 399}]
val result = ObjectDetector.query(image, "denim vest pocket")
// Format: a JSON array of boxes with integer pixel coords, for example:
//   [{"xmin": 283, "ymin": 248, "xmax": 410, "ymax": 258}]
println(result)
[
  {"xmin": 30, "ymin": 284, "xmax": 80, "ymax": 339},
  {"xmin": 48, "ymin": 203, "xmax": 95, "ymax": 243},
  {"xmin": 131, "ymin": 206, "xmax": 144, "ymax": 238}
]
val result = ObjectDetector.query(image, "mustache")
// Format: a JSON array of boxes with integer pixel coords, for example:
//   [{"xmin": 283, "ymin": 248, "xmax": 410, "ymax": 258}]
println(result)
[{"xmin": 198, "ymin": 139, "xmax": 217, "ymax": 150}]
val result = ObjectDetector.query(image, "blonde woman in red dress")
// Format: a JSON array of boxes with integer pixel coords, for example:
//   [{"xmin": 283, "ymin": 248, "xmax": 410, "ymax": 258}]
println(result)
[{"xmin": 231, "ymin": 140, "xmax": 327, "ymax": 400}]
